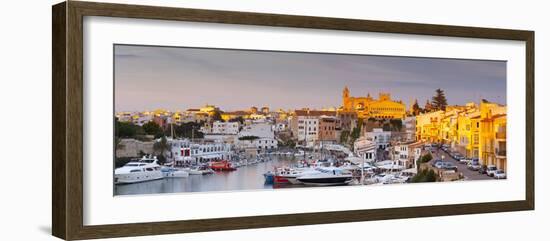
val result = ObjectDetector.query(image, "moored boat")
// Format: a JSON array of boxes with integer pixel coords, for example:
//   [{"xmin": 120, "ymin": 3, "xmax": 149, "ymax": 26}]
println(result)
[
  {"xmin": 296, "ymin": 167, "xmax": 353, "ymax": 186},
  {"xmin": 114, "ymin": 155, "xmax": 164, "ymax": 184},
  {"xmin": 209, "ymin": 160, "xmax": 236, "ymax": 171},
  {"xmin": 161, "ymin": 166, "xmax": 189, "ymax": 178},
  {"xmin": 188, "ymin": 165, "xmax": 214, "ymax": 175},
  {"xmin": 263, "ymin": 171, "xmax": 274, "ymax": 184}
]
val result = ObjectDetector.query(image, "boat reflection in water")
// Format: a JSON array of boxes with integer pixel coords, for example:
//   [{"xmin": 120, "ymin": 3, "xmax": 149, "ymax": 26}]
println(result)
[{"xmin": 115, "ymin": 155, "xmax": 303, "ymax": 195}]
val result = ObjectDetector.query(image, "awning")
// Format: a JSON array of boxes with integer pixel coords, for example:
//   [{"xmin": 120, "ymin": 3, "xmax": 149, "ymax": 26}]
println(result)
[{"xmin": 199, "ymin": 154, "xmax": 222, "ymax": 159}]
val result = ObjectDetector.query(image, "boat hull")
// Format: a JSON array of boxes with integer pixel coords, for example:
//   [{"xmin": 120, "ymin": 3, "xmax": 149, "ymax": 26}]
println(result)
[
  {"xmin": 115, "ymin": 171, "xmax": 164, "ymax": 184},
  {"xmin": 273, "ymin": 175, "xmax": 290, "ymax": 184},
  {"xmin": 163, "ymin": 170, "xmax": 189, "ymax": 178},
  {"xmin": 296, "ymin": 176, "xmax": 352, "ymax": 186}
]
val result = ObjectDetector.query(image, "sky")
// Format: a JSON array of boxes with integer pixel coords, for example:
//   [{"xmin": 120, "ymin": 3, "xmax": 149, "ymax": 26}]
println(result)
[{"xmin": 114, "ymin": 44, "xmax": 506, "ymax": 112}]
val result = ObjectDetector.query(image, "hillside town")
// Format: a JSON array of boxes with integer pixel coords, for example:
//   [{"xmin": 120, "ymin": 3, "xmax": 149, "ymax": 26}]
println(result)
[{"xmin": 114, "ymin": 86, "xmax": 507, "ymax": 193}]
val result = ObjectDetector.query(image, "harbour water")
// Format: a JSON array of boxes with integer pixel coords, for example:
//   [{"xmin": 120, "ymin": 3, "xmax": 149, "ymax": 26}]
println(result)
[{"xmin": 114, "ymin": 155, "xmax": 306, "ymax": 195}]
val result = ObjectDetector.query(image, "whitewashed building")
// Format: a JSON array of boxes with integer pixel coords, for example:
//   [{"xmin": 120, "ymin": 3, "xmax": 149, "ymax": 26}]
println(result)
[
  {"xmin": 366, "ymin": 128, "xmax": 391, "ymax": 149},
  {"xmin": 169, "ymin": 138, "xmax": 232, "ymax": 165},
  {"xmin": 239, "ymin": 122, "xmax": 274, "ymax": 139},
  {"xmin": 392, "ymin": 141, "xmax": 423, "ymax": 169},
  {"xmin": 212, "ymin": 121, "xmax": 240, "ymax": 135},
  {"xmin": 237, "ymin": 122, "xmax": 278, "ymax": 152},
  {"xmin": 297, "ymin": 116, "xmax": 319, "ymax": 147},
  {"xmin": 353, "ymin": 136, "xmax": 377, "ymax": 162}
]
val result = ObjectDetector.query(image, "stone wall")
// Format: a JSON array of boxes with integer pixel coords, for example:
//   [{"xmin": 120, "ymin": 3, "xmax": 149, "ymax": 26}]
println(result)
[{"xmin": 116, "ymin": 138, "xmax": 154, "ymax": 158}]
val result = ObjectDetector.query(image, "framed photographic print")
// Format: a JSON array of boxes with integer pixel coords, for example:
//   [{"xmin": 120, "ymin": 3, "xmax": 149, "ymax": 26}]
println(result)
[{"xmin": 52, "ymin": 1, "xmax": 534, "ymax": 240}]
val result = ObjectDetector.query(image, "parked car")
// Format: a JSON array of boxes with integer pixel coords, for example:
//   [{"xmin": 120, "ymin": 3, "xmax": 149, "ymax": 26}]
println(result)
[
  {"xmin": 494, "ymin": 170, "xmax": 506, "ymax": 179},
  {"xmin": 486, "ymin": 165, "xmax": 498, "ymax": 177},
  {"xmin": 441, "ymin": 162, "xmax": 458, "ymax": 172},
  {"xmin": 432, "ymin": 160, "xmax": 443, "ymax": 168},
  {"xmin": 459, "ymin": 158, "xmax": 471, "ymax": 164},
  {"xmin": 468, "ymin": 162, "xmax": 481, "ymax": 171},
  {"xmin": 434, "ymin": 161, "xmax": 445, "ymax": 169},
  {"xmin": 478, "ymin": 165, "xmax": 488, "ymax": 174}
]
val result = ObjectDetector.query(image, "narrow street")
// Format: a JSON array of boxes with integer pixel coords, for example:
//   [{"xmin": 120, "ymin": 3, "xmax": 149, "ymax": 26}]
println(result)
[{"xmin": 428, "ymin": 147, "xmax": 493, "ymax": 181}]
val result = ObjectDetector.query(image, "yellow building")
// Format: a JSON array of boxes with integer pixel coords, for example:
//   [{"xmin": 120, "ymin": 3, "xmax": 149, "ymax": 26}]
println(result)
[
  {"xmin": 415, "ymin": 110, "xmax": 443, "ymax": 142},
  {"xmin": 342, "ymin": 86, "xmax": 406, "ymax": 119},
  {"xmin": 478, "ymin": 101, "xmax": 507, "ymax": 170}
]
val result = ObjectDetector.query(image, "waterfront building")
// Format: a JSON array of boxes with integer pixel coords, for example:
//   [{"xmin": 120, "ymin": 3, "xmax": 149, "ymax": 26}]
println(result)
[
  {"xmin": 289, "ymin": 109, "xmax": 337, "ymax": 147},
  {"xmin": 239, "ymin": 121, "xmax": 274, "ymax": 139},
  {"xmin": 353, "ymin": 136, "xmax": 377, "ymax": 162},
  {"xmin": 170, "ymin": 138, "xmax": 232, "ymax": 165},
  {"xmin": 366, "ymin": 128, "xmax": 391, "ymax": 149},
  {"xmin": 341, "ymin": 86, "xmax": 406, "ymax": 119},
  {"xmin": 297, "ymin": 116, "xmax": 319, "ymax": 147},
  {"xmin": 212, "ymin": 121, "xmax": 240, "ymax": 135},
  {"xmin": 236, "ymin": 121, "xmax": 278, "ymax": 153},
  {"xmin": 318, "ymin": 115, "xmax": 339, "ymax": 143},
  {"xmin": 261, "ymin": 106, "xmax": 270, "ymax": 114}
]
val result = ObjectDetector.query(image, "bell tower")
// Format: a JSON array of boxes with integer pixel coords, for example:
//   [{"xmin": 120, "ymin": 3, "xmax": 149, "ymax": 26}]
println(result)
[{"xmin": 342, "ymin": 86, "xmax": 350, "ymax": 110}]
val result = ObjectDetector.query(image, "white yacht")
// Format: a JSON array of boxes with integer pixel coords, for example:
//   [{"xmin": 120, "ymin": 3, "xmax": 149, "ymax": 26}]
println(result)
[
  {"xmin": 161, "ymin": 166, "xmax": 189, "ymax": 178},
  {"xmin": 114, "ymin": 155, "xmax": 164, "ymax": 184}
]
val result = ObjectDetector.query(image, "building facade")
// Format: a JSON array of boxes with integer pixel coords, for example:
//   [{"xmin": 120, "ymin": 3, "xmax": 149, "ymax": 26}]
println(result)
[
  {"xmin": 212, "ymin": 121, "xmax": 240, "ymax": 135},
  {"xmin": 341, "ymin": 86, "xmax": 406, "ymax": 119},
  {"xmin": 170, "ymin": 138, "xmax": 232, "ymax": 165}
]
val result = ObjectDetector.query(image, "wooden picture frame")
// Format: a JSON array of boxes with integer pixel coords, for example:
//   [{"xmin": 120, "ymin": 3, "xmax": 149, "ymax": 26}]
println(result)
[{"xmin": 52, "ymin": 1, "xmax": 534, "ymax": 240}]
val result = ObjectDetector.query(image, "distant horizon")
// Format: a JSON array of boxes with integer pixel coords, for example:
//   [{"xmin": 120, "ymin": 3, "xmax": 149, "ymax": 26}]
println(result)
[{"xmin": 115, "ymin": 45, "xmax": 506, "ymax": 112}]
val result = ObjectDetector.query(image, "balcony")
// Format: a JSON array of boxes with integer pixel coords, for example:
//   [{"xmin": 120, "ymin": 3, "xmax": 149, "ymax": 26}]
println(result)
[
  {"xmin": 496, "ymin": 131, "xmax": 506, "ymax": 140},
  {"xmin": 496, "ymin": 149, "xmax": 506, "ymax": 157}
]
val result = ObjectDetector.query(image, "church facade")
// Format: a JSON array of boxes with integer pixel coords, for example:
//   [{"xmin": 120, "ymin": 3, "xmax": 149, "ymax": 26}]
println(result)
[{"xmin": 341, "ymin": 86, "xmax": 406, "ymax": 119}]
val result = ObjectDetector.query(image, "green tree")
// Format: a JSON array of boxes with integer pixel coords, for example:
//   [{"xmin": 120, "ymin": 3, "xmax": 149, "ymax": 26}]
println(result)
[
  {"xmin": 228, "ymin": 116, "xmax": 244, "ymax": 124},
  {"xmin": 143, "ymin": 121, "xmax": 163, "ymax": 137},
  {"xmin": 424, "ymin": 99, "xmax": 433, "ymax": 113},
  {"xmin": 350, "ymin": 127, "xmax": 361, "ymax": 143},
  {"xmin": 340, "ymin": 130, "xmax": 350, "ymax": 144},
  {"xmin": 411, "ymin": 168, "xmax": 438, "ymax": 183},
  {"xmin": 431, "ymin": 88, "xmax": 448, "ymax": 111},
  {"xmin": 173, "ymin": 122, "xmax": 204, "ymax": 139},
  {"xmin": 421, "ymin": 152, "xmax": 433, "ymax": 163},
  {"xmin": 411, "ymin": 99, "xmax": 421, "ymax": 116},
  {"xmin": 238, "ymin": 136, "xmax": 259, "ymax": 141},
  {"xmin": 382, "ymin": 123, "xmax": 391, "ymax": 131},
  {"xmin": 115, "ymin": 120, "xmax": 142, "ymax": 138},
  {"xmin": 211, "ymin": 110, "xmax": 223, "ymax": 122},
  {"xmin": 389, "ymin": 119, "xmax": 403, "ymax": 131},
  {"xmin": 153, "ymin": 135, "xmax": 170, "ymax": 165}
]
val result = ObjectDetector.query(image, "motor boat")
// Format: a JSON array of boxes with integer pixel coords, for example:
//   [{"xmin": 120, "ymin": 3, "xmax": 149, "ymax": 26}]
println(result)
[
  {"xmin": 263, "ymin": 171, "xmax": 274, "ymax": 184},
  {"xmin": 114, "ymin": 155, "xmax": 164, "ymax": 184},
  {"xmin": 209, "ymin": 160, "xmax": 237, "ymax": 171},
  {"xmin": 161, "ymin": 166, "xmax": 189, "ymax": 178},
  {"xmin": 274, "ymin": 167, "xmax": 320, "ymax": 184},
  {"xmin": 188, "ymin": 165, "xmax": 215, "ymax": 175},
  {"xmin": 296, "ymin": 167, "xmax": 353, "ymax": 186}
]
